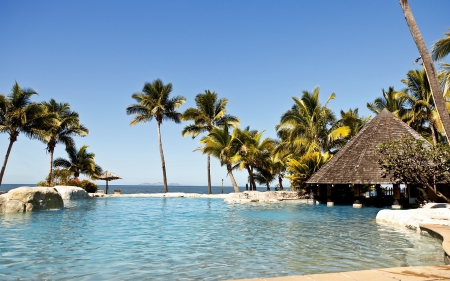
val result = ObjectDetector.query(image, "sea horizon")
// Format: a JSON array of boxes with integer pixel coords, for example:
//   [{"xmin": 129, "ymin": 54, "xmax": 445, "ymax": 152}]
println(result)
[{"xmin": 0, "ymin": 183, "xmax": 275, "ymax": 194}]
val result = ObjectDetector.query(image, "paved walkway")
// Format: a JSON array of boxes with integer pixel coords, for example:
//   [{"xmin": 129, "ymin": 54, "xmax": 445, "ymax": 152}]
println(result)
[{"xmin": 226, "ymin": 224, "xmax": 450, "ymax": 281}]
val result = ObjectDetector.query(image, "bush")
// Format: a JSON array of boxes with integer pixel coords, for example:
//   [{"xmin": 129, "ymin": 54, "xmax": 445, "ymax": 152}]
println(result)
[{"xmin": 66, "ymin": 179, "xmax": 98, "ymax": 193}]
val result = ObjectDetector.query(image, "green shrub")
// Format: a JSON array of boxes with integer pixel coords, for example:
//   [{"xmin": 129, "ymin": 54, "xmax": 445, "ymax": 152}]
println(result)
[
  {"xmin": 79, "ymin": 180, "xmax": 98, "ymax": 193},
  {"xmin": 36, "ymin": 181, "xmax": 50, "ymax": 187},
  {"xmin": 65, "ymin": 179, "xmax": 98, "ymax": 193}
]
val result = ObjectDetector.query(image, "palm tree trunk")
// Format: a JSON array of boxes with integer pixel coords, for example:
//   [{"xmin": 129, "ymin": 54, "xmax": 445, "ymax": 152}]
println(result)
[
  {"xmin": 245, "ymin": 165, "xmax": 256, "ymax": 191},
  {"xmin": 0, "ymin": 139, "xmax": 15, "ymax": 186},
  {"xmin": 207, "ymin": 154, "xmax": 212, "ymax": 194},
  {"xmin": 399, "ymin": 0, "xmax": 450, "ymax": 142},
  {"xmin": 157, "ymin": 121, "xmax": 168, "ymax": 193},
  {"xmin": 430, "ymin": 125, "xmax": 438, "ymax": 146},
  {"xmin": 48, "ymin": 149, "xmax": 54, "ymax": 186},
  {"xmin": 227, "ymin": 164, "xmax": 240, "ymax": 193},
  {"xmin": 278, "ymin": 174, "xmax": 283, "ymax": 190}
]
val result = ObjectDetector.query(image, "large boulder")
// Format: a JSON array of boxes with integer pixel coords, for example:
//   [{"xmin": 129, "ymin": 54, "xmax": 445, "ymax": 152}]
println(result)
[
  {"xmin": 54, "ymin": 185, "xmax": 89, "ymax": 200},
  {"xmin": 0, "ymin": 186, "xmax": 64, "ymax": 213}
]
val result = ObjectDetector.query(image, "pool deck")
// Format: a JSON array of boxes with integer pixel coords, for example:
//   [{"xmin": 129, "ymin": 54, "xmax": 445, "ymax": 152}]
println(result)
[{"xmin": 226, "ymin": 224, "xmax": 450, "ymax": 281}]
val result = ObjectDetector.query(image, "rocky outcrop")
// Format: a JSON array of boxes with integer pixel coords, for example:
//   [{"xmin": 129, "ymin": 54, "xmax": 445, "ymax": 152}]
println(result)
[
  {"xmin": 376, "ymin": 203, "xmax": 450, "ymax": 231},
  {"xmin": 224, "ymin": 191, "xmax": 315, "ymax": 203},
  {"xmin": 0, "ymin": 186, "xmax": 64, "ymax": 213},
  {"xmin": 54, "ymin": 186, "xmax": 89, "ymax": 200}
]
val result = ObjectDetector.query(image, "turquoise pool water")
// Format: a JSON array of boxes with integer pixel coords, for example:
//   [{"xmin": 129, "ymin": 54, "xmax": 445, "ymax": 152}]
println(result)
[{"xmin": 0, "ymin": 198, "xmax": 443, "ymax": 280}]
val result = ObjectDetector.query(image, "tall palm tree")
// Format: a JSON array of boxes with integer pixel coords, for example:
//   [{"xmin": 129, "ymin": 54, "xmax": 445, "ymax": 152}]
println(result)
[
  {"xmin": 234, "ymin": 127, "xmax": 275, "ymax": 190},
  {"xmin": 53, "ymin": 145, "xmax": 102, "ymax": 180},
  {"xmin": 200, "ymin": 123, "xmax": 241, "ymax": 192},
  {"xmin": 399, "ymin": 0, "xmax": 450, "ymax": 142},
  {"xmin": 276, "ymin": 87, "xmax": 350, "ymax": 155},
  {"xmin": 126, "ymin": 79, "xmax": 186, "ymax": 193},
  {"xmin": 0, "ymin": 82, "xmax": 56, "ymax": 185},
  {"xmin": 42, "ymin": 99, "xmax": 89, "ymax": 185},
  {"xmin": 397, "ymin": 68, "xmax": 445, "ymax": 145},
  {"xmin": 181, "ymin": 90, "xmax": 239, "ymax": 194},
  {"xmin": 366, "ymin": 87, "xmax": 408, "ymax": 119}
]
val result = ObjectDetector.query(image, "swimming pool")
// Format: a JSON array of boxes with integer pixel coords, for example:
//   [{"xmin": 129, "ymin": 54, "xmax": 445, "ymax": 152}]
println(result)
[{"xmin": 0, "ymin": 198, "xmax": 443, "ymax": 280}]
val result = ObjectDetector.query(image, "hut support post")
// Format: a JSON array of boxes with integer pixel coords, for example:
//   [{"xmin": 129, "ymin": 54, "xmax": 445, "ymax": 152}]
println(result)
[
  {"xmin": 106, "ymin": 180, "xmax": 109, "ymax": 194},
  {"xmin": 354, "ymin": 184, "xmax": 361, "ymax": 197},
  {"xmin": 393, "ymin": 184, "xmax": 401, "ymax": 200}
]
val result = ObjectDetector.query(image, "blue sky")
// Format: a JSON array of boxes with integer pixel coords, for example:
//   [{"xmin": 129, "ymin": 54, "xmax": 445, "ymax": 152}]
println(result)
[{"xmin": 1, "ymin": 0, "xmax": 449, "ymax": 187}]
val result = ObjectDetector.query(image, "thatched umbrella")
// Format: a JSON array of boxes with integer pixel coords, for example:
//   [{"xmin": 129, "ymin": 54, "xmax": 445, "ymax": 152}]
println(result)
[{"xmin": 98, "ymin": 171, "xmax": 122, "ymax": 194}]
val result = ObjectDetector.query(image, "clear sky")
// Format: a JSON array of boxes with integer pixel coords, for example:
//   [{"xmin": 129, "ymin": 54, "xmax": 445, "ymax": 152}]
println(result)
[{"xmin": 1, "ymin": 0, "xmax": 449, "ymax": 187}]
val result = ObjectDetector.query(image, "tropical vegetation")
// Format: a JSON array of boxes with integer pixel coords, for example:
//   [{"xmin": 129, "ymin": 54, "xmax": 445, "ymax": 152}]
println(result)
[
  {"xmin": 0, "ymin": 82, "xmax": 57, "ymax": 185},
  {"xmin": 53, "ymin": 145, "xmax": 102, "ymax": 180},
  {"xmin": 181, "ymin": 90, "xmax": 239, "ymax": 194},
  {"xmin": 126, "ymin": 79, "xmax": 186, "ymax": 193},
  {"xmin": 377, "ymin": 135, "xmax": 450, "ymax": 203},
  {"xmin": 41, "ymin": 99, "xmax": 89, "ymax": 185}
]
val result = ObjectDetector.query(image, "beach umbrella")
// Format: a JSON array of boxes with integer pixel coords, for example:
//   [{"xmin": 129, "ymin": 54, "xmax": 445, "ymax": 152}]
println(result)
[{"xmin": 98, "ymin": 171, "xmax": 122, "ymax": 194}]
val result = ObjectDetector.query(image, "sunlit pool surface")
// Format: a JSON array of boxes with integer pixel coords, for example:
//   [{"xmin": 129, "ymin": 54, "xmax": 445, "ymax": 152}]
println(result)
[{"xmin": 0, "ymin": 198, "xmax": 444, "ymax": 280}]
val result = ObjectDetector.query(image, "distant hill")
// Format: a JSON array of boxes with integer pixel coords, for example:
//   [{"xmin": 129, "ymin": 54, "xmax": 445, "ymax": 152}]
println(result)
[{"xmin": 139, "ymin": 182, "xmax": 182, "ymax": 186}]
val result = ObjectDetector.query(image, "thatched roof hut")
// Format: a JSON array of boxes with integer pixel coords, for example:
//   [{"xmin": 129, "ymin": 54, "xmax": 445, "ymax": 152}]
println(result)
[{"xmin": 306, "ymin": 108, "xmax": 430, "ymax": 185}]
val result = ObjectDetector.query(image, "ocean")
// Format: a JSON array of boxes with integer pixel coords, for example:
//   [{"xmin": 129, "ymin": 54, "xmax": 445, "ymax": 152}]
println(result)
[{"xmin": 0, "ymin": 184, "xmax": 272, "ymax": 194}]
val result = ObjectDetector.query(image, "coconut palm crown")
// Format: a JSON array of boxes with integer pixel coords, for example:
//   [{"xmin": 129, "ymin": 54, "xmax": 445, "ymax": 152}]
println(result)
[
  {"xmin": 276, "ymin": 87, "xmax": 350, "ymax": 155},
  {"xmin": 126, "ymin": 79, "xmax": 186, "ymax": 193}
]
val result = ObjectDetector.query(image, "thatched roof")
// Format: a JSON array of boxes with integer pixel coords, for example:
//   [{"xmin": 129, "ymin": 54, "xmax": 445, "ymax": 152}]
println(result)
[
  {"xmin": 98, "ymin": 171, "xmax": 122, "ymax": 181},
  {"xmin": 306, "ymin": 108, "xmax": 430, "ymax": 185}
]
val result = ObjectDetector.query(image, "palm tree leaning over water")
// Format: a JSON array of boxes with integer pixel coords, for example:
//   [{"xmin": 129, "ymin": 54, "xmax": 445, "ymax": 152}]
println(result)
[
  {"xmin": 126, "ymin": 79, "xmax": 186, "ymax": 193},
  {"xmin": 53, "ymin": 145, "xmax": 102, "ymax": 180},
  {"xmin": 0, "ymin": 82, "xmax": 57, "ymax": 185},
  {"xmin": 200, "ymin": 122, "xmax": 241, "ymax": 193},
  {"xmin": 181, "ymin": 90, "xmax": 239, "ymax": 194},
  {"xmin": 41, "ymin": 99, "xmax": 89, "ymax": 185}
]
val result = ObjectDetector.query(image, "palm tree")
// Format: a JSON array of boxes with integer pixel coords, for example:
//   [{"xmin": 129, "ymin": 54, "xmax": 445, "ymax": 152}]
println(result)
[
  {"xmin": 399, "ymin": 0, "xmax": 450, "ymax": 142},
  {"xmin": 126, "ymin": 79, "xmax": 186, "ymax": 193},
  {"xmin": 432, "ymin": 30, "xmax": 450, "ymax": 99},
  {"xmin": 285, "ymin": 151, "xmax": 332, "ymax": 191},
  {"xmin": 53, "ymin": 145, "xmax": 102, "ymax": 180},
  {"xmin": 431, "ymin": 28, "xmax": 450, "ymax": 62},
  {"xmin": 336, "ymin": 108, "xmax": 371, "ymax": 138},
  {"xmin": 234, "ymin": 127, "xmax": 275, "ymax": 190},
  {"xmin": 199, "ymin": 123, "xmax": 241, "ymax": 192},
  {"xmin": 181, "ymin": 90, "xmax": 239, "ymax": 194},
  {"xmin": 41, "ymin": 99, "xmax": 89, "ymax": 185},
  {"xmin": 0, "ymin": 82, "xmax": 56, "ymax": 185},
  {"xmin": 366, "ymin": 87, "xmax": 408, "ymax": 119},
  {"xmin": 276, "ymin": 87, "xmax": 350, "ymax": 155},
  {"xmin": 397, "ymin": 68, "xmax": 445, "ymax": 145},
  {"xmin": 332, "ymin": 108, "xmax": 371, "ymax": 152}
]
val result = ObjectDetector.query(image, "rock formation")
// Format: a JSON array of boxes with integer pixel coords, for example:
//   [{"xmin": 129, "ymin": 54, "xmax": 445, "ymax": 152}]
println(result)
[
  {"xmin": 54, "ymin": 186, "xmax": 89, "ymax": 200},
  {"xmin": 0, "ymin": 186, "xmax": 64, "ymax": 213}
]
